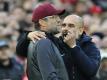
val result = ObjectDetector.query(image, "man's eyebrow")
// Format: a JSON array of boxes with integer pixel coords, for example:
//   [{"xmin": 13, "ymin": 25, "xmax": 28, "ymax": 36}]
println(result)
[
  {"xmin": 69, "ymin": 24, "xmax": 74, "ymax": 25},
  {"xmin": 62, "ymin": 23, "xmax": 75, "ymax": 25}
]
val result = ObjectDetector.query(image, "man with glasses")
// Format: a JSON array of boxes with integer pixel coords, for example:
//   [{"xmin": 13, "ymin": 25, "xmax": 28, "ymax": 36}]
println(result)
[
  {"xmin": 19, "ymin": 2, "xmax": 69, "ymax": 80},
  {"xmin": 16, "ymin": 2, "xmax": 64, "ymax": 58}
]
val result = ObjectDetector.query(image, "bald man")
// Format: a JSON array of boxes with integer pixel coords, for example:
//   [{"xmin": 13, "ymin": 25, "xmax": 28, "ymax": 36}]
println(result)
[
  {"xmin": 27, "ymin": 14, "xmax": 101, "ymax": 80},
  {"xmin": 59, "ymin": 14, "xmax": 101, "ymax": 80}
]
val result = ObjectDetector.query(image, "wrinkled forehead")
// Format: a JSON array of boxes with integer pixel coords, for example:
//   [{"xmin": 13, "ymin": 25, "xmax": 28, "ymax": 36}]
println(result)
[
  {"xmin": 64, "ymin": 16, "xmax": 79, "ymax": 23},
  {"xmin": 63, "ymin": 17, "xmax": 75, "ymax": 24},
  {"xmin": 63, "ymin": 15, "xmax": 83, "ymax": 27}
]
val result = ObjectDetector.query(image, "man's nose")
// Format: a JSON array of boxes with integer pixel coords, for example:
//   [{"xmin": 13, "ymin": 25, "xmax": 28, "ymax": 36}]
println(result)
[
  {"xmin": 63, "ymin": 26, "xmax": 68, "ymax": 30},
  {"xmin": 63, "ymin": 29, "xmax": 68, "ymax": 32},
  {"xmin": 57, "ymin": 20, "xmax": 61, "ymax": 25},
  {"xmin": 62, "ymin": 27, "xmax": 68, "ymax": 33}
]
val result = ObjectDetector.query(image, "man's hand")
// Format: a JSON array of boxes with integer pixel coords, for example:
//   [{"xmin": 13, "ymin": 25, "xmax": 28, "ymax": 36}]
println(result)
[
  {"xmin": 27, "ymin": 31, "xmax": 46, "ymax": 43},
  {"xmin": 63, "ymin": 30, "xmax": 76, "ymax": 48}
]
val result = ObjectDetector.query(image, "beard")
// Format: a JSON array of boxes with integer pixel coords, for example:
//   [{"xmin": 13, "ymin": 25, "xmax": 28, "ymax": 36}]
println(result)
[{"xmin": 47, "ymin": 26, "xmax": 60, "ymax": 34}]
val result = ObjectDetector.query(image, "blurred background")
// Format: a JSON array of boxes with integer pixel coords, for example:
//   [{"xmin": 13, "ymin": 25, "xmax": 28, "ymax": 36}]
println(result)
[{"xmin": 0, "ymin": 0, "xmax": 107, "ymax": 80}]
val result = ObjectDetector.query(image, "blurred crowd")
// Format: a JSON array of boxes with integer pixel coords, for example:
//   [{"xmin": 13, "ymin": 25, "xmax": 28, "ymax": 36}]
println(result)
[{"xmin": 0, "ymin": 0, "xmax": 107, "ymax": 80}]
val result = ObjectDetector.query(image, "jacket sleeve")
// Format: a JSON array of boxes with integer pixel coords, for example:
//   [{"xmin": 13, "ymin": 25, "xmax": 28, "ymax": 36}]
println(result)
[
  {"xmin": 70, "ymin": 42, "xmax": 101, "ymax": 77},
  {"xmin": 36, "ymin": 39, "xmax": 63, "ymax": 80},
  {"xmin": 16, "ymin": 31, "xmax": 30, "ymax": 58}
]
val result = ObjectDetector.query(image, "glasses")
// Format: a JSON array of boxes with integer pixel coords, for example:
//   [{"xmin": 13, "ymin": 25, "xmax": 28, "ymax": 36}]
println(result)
[
  {"xmin": 61, "ymin": 23, "xmax": 75, "ymax": 28},
  {"xmin": 42, "ymin": 15, "xmax": 59, "ymax": 21}
]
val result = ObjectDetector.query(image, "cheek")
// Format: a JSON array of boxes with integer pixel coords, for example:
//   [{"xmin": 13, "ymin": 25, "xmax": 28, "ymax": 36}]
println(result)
[
  {"xmin": 69, "ymin": 28, "xmax": 76, "ymax": 33},
  {"xmin": 52, "ymin": 19, "xmax": 58, "ymax": 24},
  {"xmin": 52, "ymin": 20, "xmax": 57, "ymax": 25},
  {"xmin": 61, "ymin": 27, "xmax": 65, "ymax": 32},
  {"xmin": 48, "ymin": 20, "xmax": 55, "ymax": 25},
  {"xmin": 57, "ymin": 26, "xmax": 61, "ymax": 31},
  {"xmin": 72, "ymin": 28, "xmax": 79, "ymax": 38},
  {"xmin": 75, "ymin": 30, "xmax": 79, "ymax": 38}
]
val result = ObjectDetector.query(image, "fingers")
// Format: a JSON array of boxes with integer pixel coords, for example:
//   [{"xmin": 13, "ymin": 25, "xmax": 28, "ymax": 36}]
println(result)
[
  {"xmin": 30, "ymin": 35, "xmax": 41, "ymax": 43},
  {"xmin": 38, "ymin": 32, "xmax": 46, "ymax": 36},
  {"xmin": 31, "ymin": 38, "xmax": 36, "ymax": 43},
  {"xmin": 64, "ymin": 31, "xmax": 74, "ymax": 42},
  {"xmin": 64, "ymin": 32, "xmax": 71, "ymax": 42},
  {"xmin": 33, "ymin": 34, "xmax": 41, "ymax": 40},
  {"xmin": 34, "ymin": 32, "xmax": 46, "ymax": 38},
  {"xmin": 27, "ymin": 31, "xmax": 46, "ymax": 43}
]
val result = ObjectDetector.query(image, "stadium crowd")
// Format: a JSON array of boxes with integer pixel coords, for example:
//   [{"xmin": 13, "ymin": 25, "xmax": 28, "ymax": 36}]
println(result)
[{"xmin": 0, "ymin": 0, "xmax": 107, "ymax": 80}]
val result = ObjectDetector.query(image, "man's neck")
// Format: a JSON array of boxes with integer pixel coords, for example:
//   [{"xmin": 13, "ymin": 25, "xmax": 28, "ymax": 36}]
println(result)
[{"xmin": 66, "ymin": 40, "xmax": 76, "ymax": 48}]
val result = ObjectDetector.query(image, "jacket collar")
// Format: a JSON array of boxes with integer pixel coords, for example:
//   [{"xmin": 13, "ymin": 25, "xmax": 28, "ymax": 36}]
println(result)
[{"xmin": 77, "ymin": 32, "xmax": 92, "ymax": 46}]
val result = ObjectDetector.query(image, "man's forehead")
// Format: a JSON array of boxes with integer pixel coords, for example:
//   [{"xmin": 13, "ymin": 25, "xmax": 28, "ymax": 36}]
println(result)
[
  {"xmin": 63, "ymin": 15, "xmax": 83, "ymax": 25},
  {"xmin": 63, "ymin": 17, "xmax": 76, "ymax": 24}
]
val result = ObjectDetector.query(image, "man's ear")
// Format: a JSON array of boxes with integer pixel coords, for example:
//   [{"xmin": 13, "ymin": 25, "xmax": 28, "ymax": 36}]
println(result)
[
  {"xmin": 39, "ymin": 19, "xmax": 47, "ymax": 27},
  {"xmin": 79, "ymin": 27, "xmax": 84, "ymax": 35}
]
